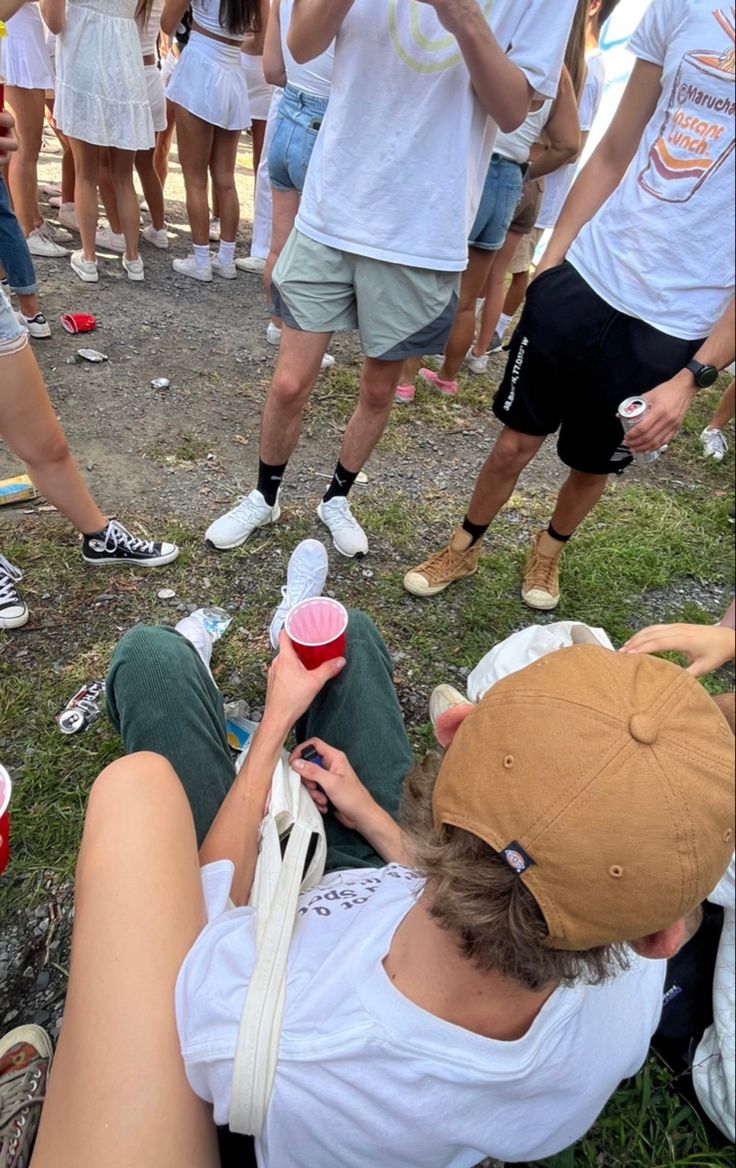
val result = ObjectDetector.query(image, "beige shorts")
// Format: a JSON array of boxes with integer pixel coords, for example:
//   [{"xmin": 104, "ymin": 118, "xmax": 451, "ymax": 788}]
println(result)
[
  {"xmin": 509, "ymin": 227, "xmax": 544, "ymax": 275},
  {"xmin": 272, "ymin": 230, "xmax": 460, "ymax": 361}
]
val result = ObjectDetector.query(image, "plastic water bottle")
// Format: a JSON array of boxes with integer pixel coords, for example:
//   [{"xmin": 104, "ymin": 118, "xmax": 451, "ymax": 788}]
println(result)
[
  {"xmin": 198, "ymin": 606, "xmax": 233, "ymax": 641},
  {"xmin": 175, "ymin": 607, "xmax": 232, "ymax": 674}
]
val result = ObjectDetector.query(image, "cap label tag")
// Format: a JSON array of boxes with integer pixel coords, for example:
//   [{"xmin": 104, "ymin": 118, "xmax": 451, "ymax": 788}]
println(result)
[{"xmin": 502, "ymin": 842, "xmax": 536, "ymax": 875}]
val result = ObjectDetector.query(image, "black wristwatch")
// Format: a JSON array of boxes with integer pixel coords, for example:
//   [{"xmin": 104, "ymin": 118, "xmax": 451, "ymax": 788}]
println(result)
[{"xmin": 685, "ymin": 359, "xmax": 719, "ymax": 390}]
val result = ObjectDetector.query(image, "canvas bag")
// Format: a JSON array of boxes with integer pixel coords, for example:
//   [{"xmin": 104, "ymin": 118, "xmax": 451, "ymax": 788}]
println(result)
[
  {"xmin": 467, "ymin": 620, "xmax": 614, "ymax": 702},
  {"xmin": 228, "ymin": 751, "xmax": 327, "ymax": 1138}
]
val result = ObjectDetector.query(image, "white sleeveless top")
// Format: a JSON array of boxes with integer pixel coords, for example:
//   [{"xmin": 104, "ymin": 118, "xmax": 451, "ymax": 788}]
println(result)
[
  {"xmin": 280, "ymin": 0, "xmax": 333, "ymax": 98},
  {"xmin": 138, "ymin": 0, "xmax": 163, "ymax": 56}
]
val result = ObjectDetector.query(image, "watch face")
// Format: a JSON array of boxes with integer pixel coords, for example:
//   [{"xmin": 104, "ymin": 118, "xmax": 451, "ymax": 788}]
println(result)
[{"xmin": 698, "ymin": 365, "xmax": 719, "ymax": 388}]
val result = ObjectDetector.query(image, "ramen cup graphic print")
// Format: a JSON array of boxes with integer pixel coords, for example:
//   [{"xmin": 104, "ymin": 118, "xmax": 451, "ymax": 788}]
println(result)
[{"xmin": 639, "ymin": 8, "xmax": 735, "ymax": 203}]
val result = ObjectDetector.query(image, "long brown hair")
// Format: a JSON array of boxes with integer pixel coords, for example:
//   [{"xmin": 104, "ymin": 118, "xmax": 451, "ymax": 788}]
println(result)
[
  {"xmin": 565, "ymin": 0, "xmax": 590, "ymax": 101},
  {"xmin": 218, "ymin": 0, "xmax": 262, "ymax": 35},
  {"xmin": 135, "ymin": 0, "xmax": 154, "ymax": 27}
]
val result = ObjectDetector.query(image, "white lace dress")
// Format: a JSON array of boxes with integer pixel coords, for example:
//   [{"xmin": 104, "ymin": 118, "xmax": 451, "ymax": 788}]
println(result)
[{"xmin": 54, "ymin": 0, "xmax": 154, "ymax": 150}]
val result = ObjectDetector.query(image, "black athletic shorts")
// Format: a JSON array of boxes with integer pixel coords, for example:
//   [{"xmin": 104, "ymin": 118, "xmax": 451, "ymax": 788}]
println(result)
[{"xmin": 492, "ymin": 261, "xmax": 706, "ymax": 475}]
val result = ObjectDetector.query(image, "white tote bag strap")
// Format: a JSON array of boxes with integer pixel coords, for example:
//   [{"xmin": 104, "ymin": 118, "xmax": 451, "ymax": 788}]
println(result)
[{"xmin": 229, "ymin": 819, "xmax": 313, "ymax": 1137}]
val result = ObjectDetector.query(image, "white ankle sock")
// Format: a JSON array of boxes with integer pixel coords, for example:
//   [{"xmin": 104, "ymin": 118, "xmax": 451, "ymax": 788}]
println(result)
[
  {"xmin": 496, "ymin": 312, "xmax": 513, "ymax": 338},
  {"xmin": 218, "ymin": 240, "xmax": 235, "ymax": 265},
  {"xmin": 193, "ymin": 243, "xmax": 210, "ymax": 267}
]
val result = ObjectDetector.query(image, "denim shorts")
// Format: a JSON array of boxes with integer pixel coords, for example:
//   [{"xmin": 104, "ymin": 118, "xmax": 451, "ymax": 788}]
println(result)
[
  {"xmin": 469, "ymin": 154, "xmax": 525, "ymax": 252},
  {"xmin": 0, "ymin": 176, "xmax": 37, "ymax": 295},
  {"xmin": 268, "ymin": 84, "xmax": 328, "ymax": 193},
  {"xmin": 0, "ymin": 289, "xmax": 28, "ymax": 357}
]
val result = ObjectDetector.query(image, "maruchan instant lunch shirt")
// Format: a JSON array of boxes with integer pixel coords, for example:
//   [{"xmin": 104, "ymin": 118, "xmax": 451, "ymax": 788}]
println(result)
[
  {"xmin": 295, "ymin": 0, "xmax": 577, "ymax": 271},
  {"xmin": 568, "ymin": 0, "xmax": 736, "ymax": 339},
  {"xmin": 177, "ymin": 863, "xmax": 665, "ymax": 1168}
]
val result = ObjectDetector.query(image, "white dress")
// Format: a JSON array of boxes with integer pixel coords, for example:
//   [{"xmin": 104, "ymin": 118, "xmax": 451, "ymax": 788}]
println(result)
[
  {"xmin": 4, "ymin": 3, "xmax": 55, "ymax": 91},
  {"xmin": 55, "ymin": 0, "xmax": 154, "ymax": 150}
]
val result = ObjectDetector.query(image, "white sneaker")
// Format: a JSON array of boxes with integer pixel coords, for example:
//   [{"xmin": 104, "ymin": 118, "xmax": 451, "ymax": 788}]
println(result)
[
  {"xmin": 205, "ymin": 489, "xmax": 280, "ymax": 550},
  {"xmin": 173, "ymin": 254, "xmax": 213, "ymax": 282},
  {"xmin": 429, "ymin": 684, "xmax": 471, "ymax": 728},
  {"xmin": 465, "ymin": 348, "xmax": 489, "ymax": 375},
  {"xmin": 317, "ymin": 496, "xmax": 368, "ymax": 558},
  {"xmin": 235, "ymin": 255, "xmax": 266, "ymax": 274},
  {"xmin": 209, "ymin": 217, "xmax": 221, "ymax": 242},
  {"xmin": 58, "ymin": 204, "xmax": 79, "ymax": 232},
  {"xmin": 95, "ymin": 226, "xmax": 126, "ymax": 254},
  {"xmin": 142, "ymin": 224, "xmax": 169, "ymax": 250},
  {"xmin": 266, "ymin": 322, "xmax": 282, "ymax": 346},
  {"xmin": 320, "ymin": 353, "xmax": 336, "ymax": 371},
  {"xmin": 0, "ymin": 553, "xmax": 29, "ymax": 629},
  {"xmin": 269, "ymin": 539, "xmax": 329, "ymax": 649},
  {"xmin": 700, "ymin": 427, "xmax": 728, "ymax": 462},
  {"xmin": 26, "ymin": 225, "xmax": 68, "ymax": 258},
  {"xmin": 211, "ymin": 254, "xmax": 238, "ymax": 280},
  {"xmin": 18, "ymin": 312, "xmax": 51, "ymax": 339},
  {"xmin": 70, "ymin": 250, "xmax": 99, "ymax": 283},
  {"xmin": 123, "ymin": 256, "xmax": 145, "ymax": 282},
  {"xmin": 46, "ymin": 221, "xmax": 73, "ymax": 244}
]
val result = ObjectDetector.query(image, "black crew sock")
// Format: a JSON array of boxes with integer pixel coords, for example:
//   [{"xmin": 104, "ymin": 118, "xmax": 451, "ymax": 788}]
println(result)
[
  {"xmin": 462, "ymin": 516, "xmax": 489, "ymax": 546},
  {"xmin": 257, "ymin": 459, "xmax": 287, "ymax": 508},
  {"xmin": 323, "ymin": 461, "xmax": 359, "ymax": 503},
  {"xmin": 548, "ymin": 523, "xmax": 572, "ymax": 544}
]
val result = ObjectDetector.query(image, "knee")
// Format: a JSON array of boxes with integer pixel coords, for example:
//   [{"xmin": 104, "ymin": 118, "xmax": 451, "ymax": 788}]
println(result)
[
  {"xmin": 80, "ymin": 753, "xmax": 181, "ymax": 873},
  {"xmin": 347, "ymin": 610, "xmax": 378, "ymax": 640},
  {"xmin": 24, "ymin": 428, "xmax": 70, "ymax": 469},
  {"xmin": 110, "ymin": 624, "xmax": 187, "ymax": 679},
  {"xmin": 270, "ymin": 368, "xmax": 311, "ymax": 409},
  {"xmin": 491, "ymin": 430, "xmax": 540, "ymax": 474},
  {"xmin": 359, "ymin": 376, "xmax": 395, "ymax": 413}
]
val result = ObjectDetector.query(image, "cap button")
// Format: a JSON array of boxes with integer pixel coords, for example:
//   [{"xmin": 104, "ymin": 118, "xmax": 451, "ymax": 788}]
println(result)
[{"xmin": 629, "ymin": 714, "xmax": 659, "ymax": 745}]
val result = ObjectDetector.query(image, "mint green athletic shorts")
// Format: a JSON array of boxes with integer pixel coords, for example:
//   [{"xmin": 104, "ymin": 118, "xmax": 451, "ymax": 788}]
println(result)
[{"xmin": 272, "ymin": 229, "xmax": 460, "ymax": 361}]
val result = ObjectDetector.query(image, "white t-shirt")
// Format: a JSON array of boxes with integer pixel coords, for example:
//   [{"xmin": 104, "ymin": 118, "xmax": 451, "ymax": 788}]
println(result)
[
  {"xmin": 537, "ymin": 51, "xmax": 606, "ymax": 229},
  {"xmin": 177, "ymin": 862, "xmax": 665, "ymax": 1168},
  {"xmin": 295, "ymin": 0, "xmax": 577, "ymax": 271},
  {"xmin": 280, "ymin": 0, "xmax": 333, "ymax": 98},
  {"xmin": 568, "ymin": 0, "xmax": 736, "ymax": 339}
]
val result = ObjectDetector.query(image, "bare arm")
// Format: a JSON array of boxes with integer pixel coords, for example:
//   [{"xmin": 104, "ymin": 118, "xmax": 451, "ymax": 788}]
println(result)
[
  {"xmin": 160, "ymin": 0, "xmax": 189, "ymax": 39},
  {"xmin": 241, "ymin": 0, "xmax": 270, "ymax": 56},
  {"xmin": 200, "ymin": 635, "xmax": 346, "ymax": 906},
  {"xmin": 288, "ymin": 0, "xmax": 353, "ymax": 63},
  {"xmin": 39, "ymin": 0, "xmax": 64, "ymax": 33},
  {"xmin": 417, "ymin": 0, "xmax": 532, "ymax": 131},
  {"xmin": 263, "ymin": 0, "xmax": 286, "ymax": 88},
  {"xmin": 527, "ymin": 68, "xmax": 580, "ymax": 182},
  {"xmin": 538, "ymin": 58, "xmax": 664, "ymax": 273},
  {"xmin": 0, "ymin": 110, "xmax": 18, "ymax": 169},
  {"xmin": 0, "ymin": 0, "xmax": 30, "ymax": 21}
]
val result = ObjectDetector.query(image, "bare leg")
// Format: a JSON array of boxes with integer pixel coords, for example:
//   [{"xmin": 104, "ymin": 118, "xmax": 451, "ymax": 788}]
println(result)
[
  {"xmin": 548, "ymin": 469, "xmax": 610, "ymax": 537},
  {"xmin": 30, "ymin": 754, "xmax": 219, "ymax": 1168},
  {"xmin": 98, "ymin": 148, "xmax": 122, "ymax": 234},
  {"xmin": 250, "ymin": 119, "xmax": 266, "ymax": 185},
  {"xmin": 265, "ymin": 187, "xmax": 301, "ymax": 325},
  {"xmin": 6, "ymin": 86, "xmax": 46, "ymax": 236},
  {"xmin": 108, "ymin": 148, "xmax": 141, "ymax": 261},
  {"xmin": 710, "ymin": 378, "xmax": 736, "ymax": 431},
  {"xmin": 209, "ymin": 127, "xmax": 241, "ymax": 244},
  {"xmin": 44, "ymin": 99, "xmax": 76, "ymax": 205},
  {"xmin": 339, "ymin": 357, "xmax": 405, "ymax": 471},
  {"xmin": 68, "ymin": 138, "xmax": 99, "ymax": 261},
  {"xmin": 503, "ymin": 269, "xmax": 530, "ymax": 319},
  {"xmin": 438, "ymin": 246, "xmax": 496, "ymax": 382},
  {"xmin": 0, "ymin": 345, "xmax": 106, "ymax": 534},
  {"xmin": 175, "ymin": 108, "xmax": 215, "ymax": 246},
  {"xmin": 466, "ymin": 426, "xmax": 546, "ymax": 526},
  {"xmin": 260, "ymin": 326, "xmax": 333, "ymax": 464},
  {"xmin": 155, "ymin": 106, "xmax": 177, "ymax": 188},
  {"xmin": 473, "ymin": 230, "xmax": 522, "ymax": 358},
  {"xmin": 135, "ymin": 148, "xmax": 166, "ymax": 231},
  {"xmin": 18, "ymin": 292, "xmax": 41, "ymax": 317},
  {"xmin": 399, "ymin": 357, "xmax": 421, "ymax": 387}
]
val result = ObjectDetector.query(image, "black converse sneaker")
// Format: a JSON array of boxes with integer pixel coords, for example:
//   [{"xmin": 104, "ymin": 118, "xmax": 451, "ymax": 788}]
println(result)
[
  {"xmin": 0, "ymin": 554, "xmax": 29, "ymax": 629},
  {"xmin": 82, "ymin": 520, "xmax": 179, "ymax": 567}
]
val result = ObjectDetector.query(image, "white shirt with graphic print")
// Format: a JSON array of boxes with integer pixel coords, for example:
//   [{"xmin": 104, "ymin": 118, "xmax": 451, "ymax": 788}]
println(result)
[
  {"xmin": 295, "ymin": 0, "xmax": 577, "ymax": 271},
  {"xmin": 568, "ymin": 0, "xmax": 735, "ymax": 339},
  {"xmin": 177, "ymin": 861, "xmax": 665, "ymax": 1168}
]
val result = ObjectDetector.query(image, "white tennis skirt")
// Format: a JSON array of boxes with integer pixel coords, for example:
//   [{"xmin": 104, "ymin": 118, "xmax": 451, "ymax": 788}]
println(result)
[
  {"xmin": 167, "ymin": 33, "xmax": 251, "ymax": 131},
  {"xmin": 145, "ymin": 64, "xmax": 167, "ymax": 133},
  {"xmin": 241, "ymin": 53, "xmax": 273, "ymax": 121},
  {"xmin": 5, "ymin": 4, "xmax": 55, "ymax": 91}
]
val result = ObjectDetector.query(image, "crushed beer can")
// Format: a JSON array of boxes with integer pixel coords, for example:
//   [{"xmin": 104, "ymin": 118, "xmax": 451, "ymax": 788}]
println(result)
[
  {"xmin": 77, "ymin": 348, "xmax": 108, "ymax": 363},
  {"xmin": 57, "ymin": 680, "xmax": 106, "ymax": 735}
]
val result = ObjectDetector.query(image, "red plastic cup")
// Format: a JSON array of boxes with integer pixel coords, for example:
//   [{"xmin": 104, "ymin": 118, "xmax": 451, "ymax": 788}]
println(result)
[
  {"xmin": 0, "ymin": 765, "xmax": 12, "ymax": 876},
  {"xmin": 285, "ymin": 598, "xmax": 348, "ymax": 670},
  {"xmin": 60, "ymin": 312, "xmax": 97, "ymax": 335}
]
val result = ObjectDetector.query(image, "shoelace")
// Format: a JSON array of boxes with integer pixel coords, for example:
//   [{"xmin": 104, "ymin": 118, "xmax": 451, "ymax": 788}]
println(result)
[
  {"xmin": 102, "ymin": 520, "xmax": 157, "ymax": 556},
  {"xmin": 323, "ymin": 499, "xmax": 359, "ymax": 532},
  {"xmin": 0, "ymin": 555, "xmax": 22, "ymax": 606},
  {"xmin": 0, "ymin": 1065, "xmax": 45, "ymax": 1143},
  {"xmin": 418, "ymin": 543, "xmax": 471, "ymax": 584},
  {"xmin": 526, "ymin": 549, "xmax": 558, "ymax": 591}
]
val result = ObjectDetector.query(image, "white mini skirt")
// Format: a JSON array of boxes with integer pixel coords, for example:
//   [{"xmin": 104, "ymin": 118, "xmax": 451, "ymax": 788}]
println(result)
[
  {"xmin": 145, "ymin": 64, "xmax": 167, "ymax": 133},
  {"xmin": 5, "ymin": 4, "xmax": 55, "ymax": 91},
  {"xmin": 241, "ymin": 53, "xmax": 273, "ymax": 121},
  {"xmin": 167, "ymin": 33, "xmax": 251, "ymax": 131}
]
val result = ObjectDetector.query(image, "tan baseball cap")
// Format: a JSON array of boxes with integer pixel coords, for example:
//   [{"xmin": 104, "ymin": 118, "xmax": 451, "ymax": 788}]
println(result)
[{"xmin": 432, "ymin": 645, "xmax": 735, "ymax": 951}]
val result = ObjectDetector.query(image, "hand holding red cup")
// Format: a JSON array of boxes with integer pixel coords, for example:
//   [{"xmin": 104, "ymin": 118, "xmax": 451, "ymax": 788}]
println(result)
[{"xmin": 285, "ymin": 598, "xmax": 348, "ymax": 670}]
